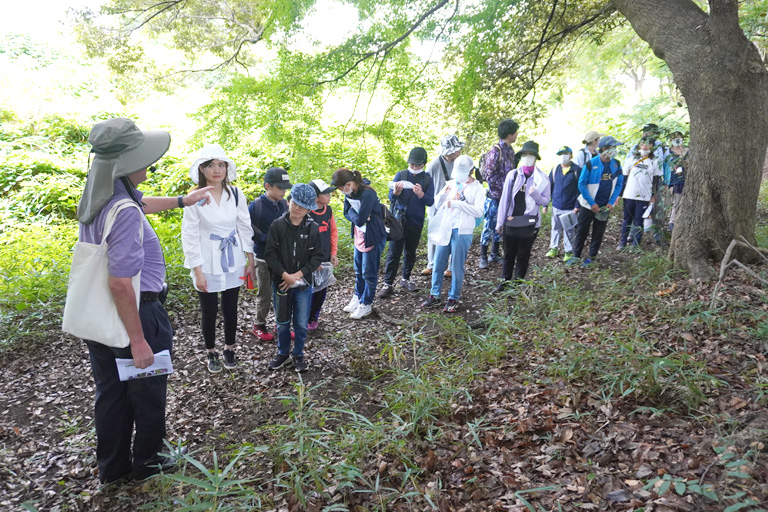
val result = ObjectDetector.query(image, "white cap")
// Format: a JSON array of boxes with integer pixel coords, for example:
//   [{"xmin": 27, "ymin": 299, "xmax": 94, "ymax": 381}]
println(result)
[{"xmin": 452, "ymin": 155, "xmax": 474, "ymax": 180}]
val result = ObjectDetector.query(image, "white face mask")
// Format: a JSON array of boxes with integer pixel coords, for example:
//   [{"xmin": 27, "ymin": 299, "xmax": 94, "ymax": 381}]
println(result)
[
  {"xmin": 672, "ymin": 138, "xmax": 683, "ymax": 147},
  {"xmin": 453, "ymin": 171, "xmax": 470, "ymax": 183},
  {"xmin": 521, "ymin": 155, "xmax": 536, "ymax": 167},
  {"xmin": 408, "ymin": 165, "xmax": 424, "ymax": 175},
  {"xmin": 606, "ymin": 148, "xmax": 618, "ymax": 159},
  {"xmin": 342, "ymin": 184, "xmax": 353, "ymax": 196},
  {"xmin": 561, "ymin": 154, "xmax": 570, "ymax": 165},
  {"xmin": 639, "ymin": 149, "xmax": 650, "ymax": 157}
]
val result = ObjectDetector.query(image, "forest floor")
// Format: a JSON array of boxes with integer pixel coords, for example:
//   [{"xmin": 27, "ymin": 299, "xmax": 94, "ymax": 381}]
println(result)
[{"xmin": 2, "ymin": 219, "xmax": 768, "ymax": 512}]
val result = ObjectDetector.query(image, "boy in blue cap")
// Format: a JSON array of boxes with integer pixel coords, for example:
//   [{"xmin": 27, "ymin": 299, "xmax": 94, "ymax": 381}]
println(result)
[
  {"xmin": 263, "ymin": 183, "xmax": 324, "ymax": 372},
  {"xmin": 567, "ymin": 136, "xmax": 625, "ymax": 268}
]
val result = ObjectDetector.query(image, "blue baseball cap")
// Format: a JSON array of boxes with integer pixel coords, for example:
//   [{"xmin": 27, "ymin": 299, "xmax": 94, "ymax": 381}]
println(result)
[
  {"xmin": 556, "ymin": 145, "xmax": 573, "ymax": 155},
  {"xmin": 289, "ymin": 183, "xmax": 318, "ymax": 211},
  {"xmin": 598, "ymin": 136, "xmax": 624, "ymax": 149}
]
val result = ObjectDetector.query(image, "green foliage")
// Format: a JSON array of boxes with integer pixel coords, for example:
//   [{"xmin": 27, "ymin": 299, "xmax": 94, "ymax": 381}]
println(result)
[{"xmin": 0, "ymin": 222, "xmax": 77, "ymax": 346}]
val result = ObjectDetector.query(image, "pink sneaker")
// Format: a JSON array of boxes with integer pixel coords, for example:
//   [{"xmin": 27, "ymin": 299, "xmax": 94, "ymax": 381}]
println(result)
[{"xmin": 307, "ymin": 320, "xmax": 319, "ymax": 331}]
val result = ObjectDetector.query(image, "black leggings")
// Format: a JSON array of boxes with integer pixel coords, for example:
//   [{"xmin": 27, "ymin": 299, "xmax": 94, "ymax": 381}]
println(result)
[
  {"xmin": 502, "ymin": 230, "xmax": 539, "ymax": 281},
  {"xmin": 198, "ymin": 287, "xmax": 240, "ymax": 350}
]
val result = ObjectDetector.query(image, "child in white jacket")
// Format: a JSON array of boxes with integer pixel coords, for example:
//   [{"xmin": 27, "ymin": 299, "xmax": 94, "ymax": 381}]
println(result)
[{"xmin": 421, "ymin": 155, "xmax": 485, "ymax": 313}]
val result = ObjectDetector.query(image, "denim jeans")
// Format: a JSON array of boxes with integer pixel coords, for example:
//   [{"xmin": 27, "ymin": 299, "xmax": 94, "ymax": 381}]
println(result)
[
  {"xmin": 549, "ymin": 207, "xmax": 576, "ymax": 252},
  {"xmin": 272, "ymin": 283, "xmax": 312, "ymax": 357},
  {"xmin": 430, "ymin": 229, "xmax": 473, "ymax": 300},
  {"xmin": 353, "ymin": 238, "xmax": 386, "ymax": 306}
]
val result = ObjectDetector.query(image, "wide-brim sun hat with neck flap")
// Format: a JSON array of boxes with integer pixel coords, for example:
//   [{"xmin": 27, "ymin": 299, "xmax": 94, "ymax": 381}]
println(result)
[
  {"xmin": 189, "ymin": 143, "xmax": 237, "ymax": 184},
  {"xmin": 77, "ymin": 117, "xmax": 171, "ymax": 224}
]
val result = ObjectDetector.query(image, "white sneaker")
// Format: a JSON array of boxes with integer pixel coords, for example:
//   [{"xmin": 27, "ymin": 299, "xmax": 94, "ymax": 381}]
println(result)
[
  {"xmin": 349, "ymin": 303, "xmax": 372, "ymax": 319},
  {"xmin": 343, "ymin": 295, "xmax": 360, "ymax": 313}
]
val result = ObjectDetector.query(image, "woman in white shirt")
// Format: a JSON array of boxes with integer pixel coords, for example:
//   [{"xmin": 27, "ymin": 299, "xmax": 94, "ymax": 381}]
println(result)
[
  {"xmin": 421, "ymin": 155, "xmax": 485, "ymax": 313},
  {"xmin": 182, "ymin": 144, "xmax": 255, "ymax": 373},
  {"xmin": 618, "ymin": 138, "xmax": 662, "ymax": 250}
]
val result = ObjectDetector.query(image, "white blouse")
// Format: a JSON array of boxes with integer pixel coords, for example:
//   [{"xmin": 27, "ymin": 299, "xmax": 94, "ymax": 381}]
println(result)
[{"xmin": 181, "ymin": 187, "xmax": 254, "ymax": 293}]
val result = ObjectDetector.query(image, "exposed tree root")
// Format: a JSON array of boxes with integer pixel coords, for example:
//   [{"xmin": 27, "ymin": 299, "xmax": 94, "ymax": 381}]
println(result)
[{"xmin": 709, "ymin": 237, "xmax": 768, "ymax": 309}]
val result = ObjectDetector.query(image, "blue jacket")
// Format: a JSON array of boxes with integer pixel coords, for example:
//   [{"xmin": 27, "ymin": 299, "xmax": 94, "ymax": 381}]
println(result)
[
  {"xmin": 549, "ymin": 163, "xmax": 581, "ymax": 210},
  {"xmin": 343, "ymin": 182, "xmax": 387, "ymax": 249},
  {"xmin": 249, "ymin": 194, "xmax": 288, "ymax": 258},
  {"xmin": 577, "ymin": 155, "xmax": 624, "ymax": 208},
  {"xmin": 389, "ymin": 169, "xmax": 434, "ymax": 227}
]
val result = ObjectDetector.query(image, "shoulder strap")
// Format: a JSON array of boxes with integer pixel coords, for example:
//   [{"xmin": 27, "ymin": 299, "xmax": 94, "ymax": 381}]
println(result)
[
  {"xmin": 438, "ymin": 158, "xmax": 450, "ymax": 182},
  {"xmin": 252, "ymin": 195, "xmax": 263, "ymax": 220},
  {"xmin": 102, "ymin": 199, "xmax": 144, "ymax": 246}
]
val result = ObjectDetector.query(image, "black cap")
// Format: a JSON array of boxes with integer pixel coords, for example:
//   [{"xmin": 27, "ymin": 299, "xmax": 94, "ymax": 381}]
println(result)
[
  {"xmin": 264, "ymin": 167, "xmax": 293, "ymax": 189},
  {"xmin": 407, "ymin": 147, "xmax": 428, "ymax": 165},
  {"xmin": 642, "ymin": 123, "xmax": 660, "ymax": 134}
]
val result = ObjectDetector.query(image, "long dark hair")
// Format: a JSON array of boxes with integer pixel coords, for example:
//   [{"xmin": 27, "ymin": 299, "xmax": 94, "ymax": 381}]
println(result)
[
  {"xmin": 331, "ymin": 168, "xmax": 373, "ymax": 192},
  {"xmin": 196, "ymin": 159, "xmax": 232, "ymax": 199}
]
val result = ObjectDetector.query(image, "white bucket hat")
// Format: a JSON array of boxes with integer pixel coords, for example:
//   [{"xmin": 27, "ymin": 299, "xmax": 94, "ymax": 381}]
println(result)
[
  {"xmin": 189, "ymin": 144, "xmax": 237, "ymax": 184},
  {"xmin": 77, "ymin": 117, "xmax": 170, "ymax": 224}
]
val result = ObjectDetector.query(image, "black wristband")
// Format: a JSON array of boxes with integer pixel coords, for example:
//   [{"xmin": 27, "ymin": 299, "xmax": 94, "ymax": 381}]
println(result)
[{"xmin": 177, "ymin": 196, "xmax": 185, "ymax": 209}]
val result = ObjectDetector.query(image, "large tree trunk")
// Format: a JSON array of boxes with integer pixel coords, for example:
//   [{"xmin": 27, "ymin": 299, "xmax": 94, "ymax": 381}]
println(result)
[{"xmin": 613, "ymin": 0, "xmax": 768, "ymax": 279}]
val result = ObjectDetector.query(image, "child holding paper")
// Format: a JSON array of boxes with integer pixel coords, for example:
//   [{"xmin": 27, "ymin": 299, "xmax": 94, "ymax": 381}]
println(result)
[{"xmin": 544, "ymin": 146, "xmax": 581, "ymax": 262}]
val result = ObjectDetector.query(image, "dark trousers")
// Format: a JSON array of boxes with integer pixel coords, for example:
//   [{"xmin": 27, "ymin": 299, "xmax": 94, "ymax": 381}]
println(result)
[
  {"xmin": 197, "ymin": 286, "xmax": 240, "ymax": 350},
  {"xmin": 309, "ymin": 287, "xmax": 328, "ymax": 323},
  {"xmin": 383, "ymin": 222, "xmax": 423, "ymax": 285},
  {"xmin": 620, "ymin": 198, "xmax": 648, "ymax": 246},
  {"xmin": 572, "ymin": 208, "xmax": 609, "ymax": 259},
  {"xmin": 85, "ymin": 300, "xmax": 173, "ymax": 483},
  {"xmin": 501, "ymin": 229, "xmax": 539, "ymax": 280}
]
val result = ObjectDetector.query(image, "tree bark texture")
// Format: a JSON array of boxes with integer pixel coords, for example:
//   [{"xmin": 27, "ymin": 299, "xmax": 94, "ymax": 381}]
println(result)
[{"xmin": 612, "ymin": 0, "xmax": 768, "ymax": 279}]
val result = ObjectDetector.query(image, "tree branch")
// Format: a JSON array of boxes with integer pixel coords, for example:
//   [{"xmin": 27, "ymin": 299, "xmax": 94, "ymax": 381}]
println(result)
[{"xmin": 305, "ymin": 0, "xmax": 450, "ymax": 87}]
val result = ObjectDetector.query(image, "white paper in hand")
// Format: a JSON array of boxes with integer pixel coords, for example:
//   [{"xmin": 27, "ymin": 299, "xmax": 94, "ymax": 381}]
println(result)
[
  {"xmin": 116, "ymin": 350, "xmax": 174, "ymax": 381},
  {"xmin": 642, "ymin": 203, "xmax": 654, "ymax": 219},
  {"xmin": 389, "ymin": 181, "xmax": 415, "ymax": 190}
]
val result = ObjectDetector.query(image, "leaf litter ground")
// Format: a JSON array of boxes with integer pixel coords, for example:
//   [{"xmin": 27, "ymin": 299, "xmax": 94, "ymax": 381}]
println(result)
[{"xmin": 1, "ymin": 225, "xmax": 767, "ymax": 511}]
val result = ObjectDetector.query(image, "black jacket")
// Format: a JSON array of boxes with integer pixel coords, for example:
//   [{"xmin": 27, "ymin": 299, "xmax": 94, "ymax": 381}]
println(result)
[{"xmin": 263, "ymin": 212, "xmax": 324, "ymax": 285}]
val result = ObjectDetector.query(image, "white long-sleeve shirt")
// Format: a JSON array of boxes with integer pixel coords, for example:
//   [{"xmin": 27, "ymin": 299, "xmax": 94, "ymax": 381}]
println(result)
[
  {"xmin": 181, "ymin": 186, "xmax": 254, "ymax": 292},
  {"xmin": 432, "ymin": 178, "xmax": 485, "ymax": 236}
]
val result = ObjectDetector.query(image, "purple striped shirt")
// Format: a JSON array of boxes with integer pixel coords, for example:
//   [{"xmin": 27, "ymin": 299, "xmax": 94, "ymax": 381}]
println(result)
[{"xmin": 78, "ymin": 180, "xmax": 165, "ymax": 292}]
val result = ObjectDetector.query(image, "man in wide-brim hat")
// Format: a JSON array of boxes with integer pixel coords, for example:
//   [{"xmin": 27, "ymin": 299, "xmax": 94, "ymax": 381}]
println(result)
[{"xmin": 75, "ymin": 117, "xmax": 211, "ymax": 484}]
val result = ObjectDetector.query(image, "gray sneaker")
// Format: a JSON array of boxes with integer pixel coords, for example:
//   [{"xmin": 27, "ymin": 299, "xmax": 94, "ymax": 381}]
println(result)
[
  {"xmin": 400, "ymin": 278, "xmax": 418, "ymax": 292},
  {"xmin": 479, "ymin": 255, "xmax": 489, "ymax": 269},
  {"xmin": 292, "ymin": 355, "xmax": 308, "ymax": 373},
  {"xmin": 376, "ymin": 284, "xmax": 394, "ymax": 299},
  {"xmin": 222, "ymin": 349, "xmax": 237, "ymax": 369},
  {"xmin": 207, "ymin": 352, "xmax": 223, "ymax": 373},
  {"xmin": 268, "ymin": 353, "xmax": 292, "ymax": 370}
]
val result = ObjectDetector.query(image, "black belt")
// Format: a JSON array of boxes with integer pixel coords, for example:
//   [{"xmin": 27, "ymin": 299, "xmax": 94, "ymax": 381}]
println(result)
[{"xmin": 139, "ymin": 291, "xmax": 161, "ymax": 302}]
